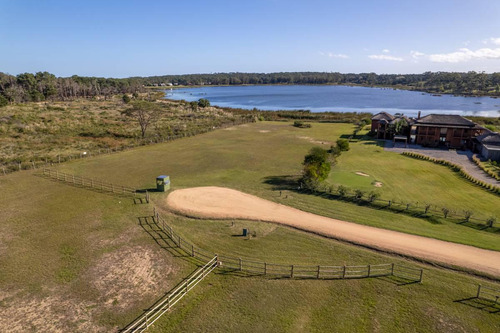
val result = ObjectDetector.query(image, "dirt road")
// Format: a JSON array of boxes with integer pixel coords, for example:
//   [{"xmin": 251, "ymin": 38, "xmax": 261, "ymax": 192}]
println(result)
[{"xmin": 166, "ymin": 187, "xmax": 500, "ymax": 277}]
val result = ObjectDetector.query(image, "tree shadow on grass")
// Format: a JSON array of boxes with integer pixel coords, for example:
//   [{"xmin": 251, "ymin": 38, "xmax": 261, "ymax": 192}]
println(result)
[
  {"xmin": 262, "ymin": 175, "xmax": 301, "ymax": 191},
  {"xmin": 454, "ymin": 297, "xmax": 500, "ymax": 314}
]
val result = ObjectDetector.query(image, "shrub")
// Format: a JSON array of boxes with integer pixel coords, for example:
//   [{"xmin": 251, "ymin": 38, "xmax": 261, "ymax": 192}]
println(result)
[
  {"xmin": 336, "ymin": 138, "xmax": 350, "ymax": 151},
  {"xmin": 293, "ymin": 120, "xmax": 311, "ymax": 128},
  {"xmin": 464, "ymin": 210, "xmax": 473, "ymax": 222},
  {"xmin": 198, "ymin": 98, "xmax": 210, "ymax": 108},
  {"xmin": 354, "ymin": 189, "xmax": 365, "ymax": 200},
  {"xmin": 442, "ymin": 207, "xmax": 450, "ymax": 219},
  {"xmin": 368, "ymin": 191, "xmax": 380, "ymax": 203},
  {"xmin": 337, "ymin": 185, "xmax": 348, "ymax": 197},
  {"xmin": 486, "ymin": 216, "xmax": 496, "ymax": 228}
]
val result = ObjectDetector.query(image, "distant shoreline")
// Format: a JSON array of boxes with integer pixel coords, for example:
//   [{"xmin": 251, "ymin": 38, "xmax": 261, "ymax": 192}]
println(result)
[{"xmin": 151, "ymin": 83, "xmax": 500, "ymax": 99}]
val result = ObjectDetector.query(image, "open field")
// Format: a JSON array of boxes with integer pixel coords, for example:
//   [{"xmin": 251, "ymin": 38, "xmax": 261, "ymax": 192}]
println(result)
[
  {"xmin": 56, "ymin": 121, "xmax": 500, "ymax": 250},
  {"xmin": 1, "ymin": 120, "xmax": 499, "ymax": 331}
]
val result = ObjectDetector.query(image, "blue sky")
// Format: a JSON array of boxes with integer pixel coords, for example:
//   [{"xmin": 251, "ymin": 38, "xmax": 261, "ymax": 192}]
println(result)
[{"xmin": 1, "ymin": 0, "xmax": 500, "ymax": 77}]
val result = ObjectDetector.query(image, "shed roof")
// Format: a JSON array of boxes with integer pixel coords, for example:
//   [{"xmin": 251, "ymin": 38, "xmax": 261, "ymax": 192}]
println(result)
[
  {"xmin": 414, "ymin": 114, "xmax": 476, "ymax": 127},
  {"xmin": 477, "ymin": 132, "xmax": 500, "ymax": 146}
]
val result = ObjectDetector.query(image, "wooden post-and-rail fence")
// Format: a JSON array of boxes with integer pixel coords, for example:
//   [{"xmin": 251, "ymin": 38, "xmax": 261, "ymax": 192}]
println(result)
[
  {"xmin": 41, "ymin": 168, "xmax": 148, "ymax": 201},
  {"xmin": 122, "ymin": 255, "xmax": 219, "ymax": 333},
  {"xmin": 152, "ymin": 207, "xmax": 424, "ymax": 282}
]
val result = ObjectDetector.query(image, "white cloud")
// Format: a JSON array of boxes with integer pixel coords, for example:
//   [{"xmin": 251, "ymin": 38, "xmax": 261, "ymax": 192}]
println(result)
[
  {"xmin": 428, "ymin": 47, "xmax": 500, "ymax": 63},
  {"xmin": 368, "ymin": 54, "xmax": 403, "ymax": 61},
  {"xmin": 382, "ymin": 49, "xmax": 390, "ymax": 53},
  {"xmin": 490, "ymin": 37, "xmax": 500, "ymax": 45},
  {"xmin": 410, "ymin": 51, "xmax": 425, "ymax": 59},
  {"xmin": 320, "ymin": 51, "xmax": 349, "ymax": 59}
]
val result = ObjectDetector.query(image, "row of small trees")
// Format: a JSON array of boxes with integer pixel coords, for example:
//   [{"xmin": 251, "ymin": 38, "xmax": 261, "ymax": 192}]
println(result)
[{"xmin": 302, "ymin": 182, "xmax": 497, "ymax": 228}]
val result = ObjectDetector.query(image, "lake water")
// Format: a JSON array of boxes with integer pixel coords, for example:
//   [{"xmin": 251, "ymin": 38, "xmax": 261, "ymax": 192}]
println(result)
[{"xmin": 164, "ymin": 85, "xmax": 500, "ymax": 117}]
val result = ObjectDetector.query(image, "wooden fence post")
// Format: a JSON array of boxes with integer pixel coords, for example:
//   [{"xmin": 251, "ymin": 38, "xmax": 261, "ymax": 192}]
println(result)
[
  {"xmin": 191, "ymin": 245, "xmax": 195, "ymax": 257},
  {"xmin": 239, "ymin": 258, "xmax": 242, "ymax": 271},
  {"xmin": 419, "ymin": 269, "xmax": 424, "ymax": 283},
  {"xmin": 264, "ymin": 263, "xmax": 267, "ymax": 275},
  {"xmin": 477, "ymin": 285, "xmax": 481, "ymax": 298},
  {"xmin": 178, "ymin": 236, "xmax": 181, "ymax": 248},
  {"xmin": 111, "ymin": 184, "xmax": 114, "ymax": 193},
  {"xmin": 342, "ymin": 265, "xmax": 346, "ymax": 279},
  {"xmin": 290, "ymin": 265, "xmax": 294, "ymax": 278},
  {"xmin": 317, "ymin": 265, "xmax": 320, "ymax": 279},
  {"xmin": 391, "ymin": 263, "xmax": 395, "ymax": 275},
  {"xmin": 368, "ymin": 265, "xmax": 371, "ymax": 277}
]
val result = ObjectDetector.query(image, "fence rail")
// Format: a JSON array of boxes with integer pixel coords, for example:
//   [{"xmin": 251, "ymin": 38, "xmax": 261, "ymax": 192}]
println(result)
[
  {"xmin": 152, "ymin": 207, "xmax": 423, "ymax": 282},
  {"xmin": 41, "ymin": 168, "xmax": 146, "ymax": 200},
  {"xmin": 476, "ymin": 285, "xmax": 500, "ymax": 304},
  {"xmin": 122, "ymin": 256, "xmax": 218, "ymax": 333}
]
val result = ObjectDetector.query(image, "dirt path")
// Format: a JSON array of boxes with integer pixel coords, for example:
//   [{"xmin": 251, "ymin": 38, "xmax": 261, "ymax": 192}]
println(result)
[{"xmin": 166, "ymin": 187, "xmax": 500, "ymax": 277}]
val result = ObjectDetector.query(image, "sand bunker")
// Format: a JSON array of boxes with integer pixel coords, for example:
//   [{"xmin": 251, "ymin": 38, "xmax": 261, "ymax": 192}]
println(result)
[{"xmin": 166, "ymin": 187, "xmax": 500, "ymax": 277}]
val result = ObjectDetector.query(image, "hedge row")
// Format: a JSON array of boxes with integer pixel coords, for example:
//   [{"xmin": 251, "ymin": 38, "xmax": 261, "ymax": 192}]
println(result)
[
  {"xmin": 401, "ymin": 152, "xmax": 500, "ymax": 195},
  {"xmin": 472, "ymin": 155, "xmax": 500, "ymax": 181}
]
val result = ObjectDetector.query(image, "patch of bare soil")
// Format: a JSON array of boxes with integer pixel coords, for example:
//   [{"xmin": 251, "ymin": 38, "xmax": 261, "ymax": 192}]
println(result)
[
  {"xmin": 166, "ymin": 186, "xmax": 500, "ymax": 277},
  {"xmin": 297, "ymin": 136, "xmax": 332, "ymax": 145},
  {"xmin": 355, "ymin": 172, "xmax": 370, "ymax": 177},
  {"xmin": 373, "ymin": 182, "xmax": 383, "ymax": 187},
  {"xmin": 259, "ymin": 130, "xmax": 270, "ymax": 133},
  {"xmin": 0, "ymin": 289, "xmax": 103, "ymax": 333},
  {"xmin": 88, "ymin": 245, "xmax": 176, "ymax": 311}
]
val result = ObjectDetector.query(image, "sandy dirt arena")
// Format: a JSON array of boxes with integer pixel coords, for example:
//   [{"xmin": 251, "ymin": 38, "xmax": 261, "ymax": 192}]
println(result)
[{"xmin": 166, "ymin": 186, "xmax": 500, "ymax": 277}]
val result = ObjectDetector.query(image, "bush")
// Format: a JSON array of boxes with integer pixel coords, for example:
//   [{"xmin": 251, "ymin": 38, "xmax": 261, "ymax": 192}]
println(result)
[
  {"xmin": 354, "ymin": 189, "xmax": 365, "ymax": 200},
  {"xmin": 337, "ymin": 185, "xmax": 348, "ymax": 197},
  {"xmin": 368, "ymin": 191, "xmax": 380, "ymax": 203},
  {"xmin": 0, "ymin": 94, "xmax": 8, "ymax": 107},
  {"xmin": 293, "ymin": 120, "xmax": 311, "ymax": 128},
  {"xmin": 336, "ymin": 138, "xmax": 350, "ymax": 151},
  {"xmin": 122, "ymin": 94, "xmax": 131, "ymax": 104},
  {"xmin": 198, "ymin": 98, "xmax": 210, "ymax": 108}
]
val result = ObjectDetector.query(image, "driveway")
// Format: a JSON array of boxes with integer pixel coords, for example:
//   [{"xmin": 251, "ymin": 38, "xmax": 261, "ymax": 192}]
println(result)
[{"xmin": 384, "ymin": 141, "xmax": 500, "ymax": 187}]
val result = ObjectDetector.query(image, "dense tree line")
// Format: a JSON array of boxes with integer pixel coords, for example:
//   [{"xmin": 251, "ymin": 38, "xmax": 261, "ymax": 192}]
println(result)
[
  {"xmin": 143, "ymin": 71, "xmax": 500, "ymax": 96},
  {"xmin": 2, "ymin": 70, "xmax": 500, "ymax": 105},
  {"xmin": 0, "ymin": 72, "xmax": 143, "ymax": 104}
]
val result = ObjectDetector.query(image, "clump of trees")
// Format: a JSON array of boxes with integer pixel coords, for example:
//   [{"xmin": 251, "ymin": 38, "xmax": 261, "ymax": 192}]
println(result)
[{"xmin": 301, "ymin": 147, "xmax": 331, "ymax": 189}]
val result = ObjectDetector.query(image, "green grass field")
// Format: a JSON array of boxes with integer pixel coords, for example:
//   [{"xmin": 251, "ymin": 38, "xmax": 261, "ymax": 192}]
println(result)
[
  {"xmin": 1, "ymin": 120, "xmax": 499, "ymax": 331},
  {"xmin": 57, "ymin": 121, "xmax": 500, "ymax": 251}
]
